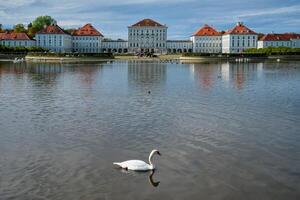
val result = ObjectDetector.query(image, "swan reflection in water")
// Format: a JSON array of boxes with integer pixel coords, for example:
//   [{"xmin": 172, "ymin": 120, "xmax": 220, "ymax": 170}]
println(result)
[
  {"xmin": 148, "ymin": 170, "xmax": 160, "ymax": 187},
  {"xmin": 119, "ymin": 169, "xmax": 160, "ymax": 187}
]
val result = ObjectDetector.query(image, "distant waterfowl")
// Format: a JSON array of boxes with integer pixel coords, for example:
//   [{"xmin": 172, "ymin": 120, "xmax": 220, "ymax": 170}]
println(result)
[
  {"xmin": 113, "ymin": 149, "xmax": 161, "ymax": 171},
  {"xmin": 148, "ymin": 90, "xmax": 151, "ymax": 94},
  {"xmin": 13, "ymin": 57, "xmax": 24, "ymax": 63}
]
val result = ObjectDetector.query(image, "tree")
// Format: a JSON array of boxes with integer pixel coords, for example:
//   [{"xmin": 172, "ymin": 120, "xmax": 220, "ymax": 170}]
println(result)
[
  {"xmin": 13, "ymin": 24, "xmax": 26, "ymax": 33},
  {"xmin": 64, "ymin": 29, "xmax": 75, "ymax": 34},
  {"xmin": 27, "ymin": 23, "xmax": 32, "ymax": 29},
  {"xmin": 26, "ymin": 23, "xmax": 35, "ymax": 38},
  {"xmin": 32, "ymin": 16, "xmax": 57, "ymax": 32},
  {"xmin": 0, "ymin": 24, "xmax": 2, "ymax": 31}
]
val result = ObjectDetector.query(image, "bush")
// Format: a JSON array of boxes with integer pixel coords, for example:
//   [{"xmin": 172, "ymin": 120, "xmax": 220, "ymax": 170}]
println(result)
[
  {"xmin": 0, "ymin": 45, "xmax": 46, "ymax": 53},
  {"xmin": 244, "ymin": 47, "xmax": 300, "ymax": 55}
]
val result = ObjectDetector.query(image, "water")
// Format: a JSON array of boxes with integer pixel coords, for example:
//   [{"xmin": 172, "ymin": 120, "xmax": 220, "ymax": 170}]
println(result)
[{"xmin": 0, "ymin": 60, "xmax": 299, "ymax": 200}]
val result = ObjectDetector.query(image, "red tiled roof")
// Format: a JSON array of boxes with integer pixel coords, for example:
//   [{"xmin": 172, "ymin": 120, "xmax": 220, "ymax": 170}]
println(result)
[
  {"xmin": 0, "ymin": 32, "xmax": 33, "ymax": 40},
  {"xmin": 259, "ymin": 33, "xmax": 300, "ymax": 41},
  {"xmin": 193, "ymin": 24, "xmax": 221, "ymax": 36},
  {"xmin": 37, "ymin": 25, "xmax": 70, "ymax": 35},
  {"xmin": 283, "ymin": 33, "xmax": 300, "ymax": 40},
  {"xmin": 130, "ymin": 19, "xmax": 164, "ymax": 27},
  {"xmin": 225, "ymin": 22, "xmax": 257, "ymax": 35},
  {"xmin": 72, "ymin": 24, "xmax": 103, "ymax": 37}
]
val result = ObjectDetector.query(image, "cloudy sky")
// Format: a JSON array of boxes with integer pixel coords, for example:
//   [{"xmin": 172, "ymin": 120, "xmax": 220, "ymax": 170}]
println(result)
[{"xmin": 0, "ymin": 0, "xmax": 299, "ymax": 39}]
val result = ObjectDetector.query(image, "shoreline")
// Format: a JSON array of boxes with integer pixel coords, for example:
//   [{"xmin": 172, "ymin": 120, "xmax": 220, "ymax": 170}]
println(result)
[
  {"xmin": 180, "ymin": 55, "xmax": 300, "ymax": 62},
  {"xmin": 0, "ymin": 54, "xmax": 299, "ymax": 63}
]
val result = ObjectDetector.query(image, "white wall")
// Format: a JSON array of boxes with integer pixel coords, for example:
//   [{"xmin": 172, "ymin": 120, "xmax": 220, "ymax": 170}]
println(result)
[
  {"xmin": 36, "ymin": 34, "xmax": 72, "ymax": 53},
  {"xmin": 258, "ymin": 40, "xmax": 293, "ymax": 48},
  {"xmin": 291, "ymin": 39, "xmax": 300, "ymax": 48},
  {"xmin": 191, "ymin": 36, "xmax": 222, "ymax": 53},
  {"xmin": 102, "ymin": 40, "xmax": 128, "ymax": 53},
  {"xmin": 167, "ymin": 40, "xmax": 193, "ymax": 53},
  {"xmin": 0, "ymin": 40, "xmax": 36, "ymax": 47},
  {"xmin": 72, "ymin": 36, "xmax": 102, "ymax": 53},
  {"xmin": 128, "ymin": 26, "xmax": 168, "ymax": 53},
  {"xmin": 222, "ymin": 34, "xmax": 257, "ymax": 53},
  {"xmin": 221, "ymin": 35, "xmax": 230, "ymax": 53}
]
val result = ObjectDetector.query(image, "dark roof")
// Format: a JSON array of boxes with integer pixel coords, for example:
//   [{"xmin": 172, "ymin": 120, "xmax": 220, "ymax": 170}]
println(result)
[
  {"xmin": 37, "ymin": 25, "xmax": 70, "ymax": 35},
  {"xmin": 225, "ymin": 22, "xmax": 257, "ymax": 35},
  {"xmin": 72, "ymin": 24, "xmax": 103, "ymax": 37},
  {"xmin": 259, "ymin": 33, "xmax": 300, "ymax": 41},
  {"xmin": 193, "ymin": 24, "xmax": 221, "ymax": 36},
  {"xmin": 130, "ymin": 19, "xmax": 165, "ymax": 27},
  {"xmin": 0, "ymin": 32, "xmax": 33, "ymax": 40}
]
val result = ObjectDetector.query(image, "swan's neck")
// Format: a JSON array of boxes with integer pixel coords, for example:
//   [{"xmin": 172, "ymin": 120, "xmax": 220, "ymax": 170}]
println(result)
[{"xmin": 148, "ymin": 151, "xmax": 155, "ymax": 168}]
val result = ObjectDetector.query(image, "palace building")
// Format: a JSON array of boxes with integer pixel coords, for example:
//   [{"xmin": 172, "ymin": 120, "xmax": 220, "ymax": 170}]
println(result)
[
  {"xmin": 102, "ymin": 39, "xmax": 128, "ymax": 53},
  {"xmin": 36, "ymin": 24, "xmax": 72, "ymax": 53},
  {"xmin": 258, "ymin": 33, "xmax": 300, "ymax": 49},
  {"xmin": 191, "ymin": 24, "xmax": 222, "ymax": 53},
  {"xmin": 0, "ymin": 32, "xmax": 36, "ymax": 47},
  {"xmin": 128, "ymin": 19, "xmax": 168, "ymax": 54},
  {"xmin": 167, "ymin": 40, "xmax": 193, "ymax": 53},
  {"xmin": 2, "ymin": 18, "xmax": 299, "ymax": 54},
  {"xmin": 222, "ymin": 22, "xmax": 258, "ymax": 53},
  {"xmin": 71, "ymin": 24, "xmax": 104, "ymax": 53}
]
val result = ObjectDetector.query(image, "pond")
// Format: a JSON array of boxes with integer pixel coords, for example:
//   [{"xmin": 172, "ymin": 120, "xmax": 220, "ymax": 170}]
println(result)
[{"xmin": 0, "ymin": 60, "xmax": 299, "ymax": 200}]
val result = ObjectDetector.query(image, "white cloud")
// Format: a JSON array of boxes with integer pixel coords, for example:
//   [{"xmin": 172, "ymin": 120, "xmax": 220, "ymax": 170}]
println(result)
[
  {"xmin": 58, "ymin": 20, "xmax": 88, "ymax": 27},
  {"xmin": 0, "ymin": 0, "xmax": 35, "ymax": 8},
  {"xmin": 238, "ymin": 5, "xmax": 300, "ymax": 18},
  {"xmin": 0, "ymin": 10, "xmax": 8, "ymax": 18}
]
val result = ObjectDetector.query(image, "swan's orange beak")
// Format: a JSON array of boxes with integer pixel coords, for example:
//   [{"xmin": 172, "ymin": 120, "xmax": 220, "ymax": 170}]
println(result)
[{"xmin": 157, "ymin": 151, "xmax": 161, "ymax": 156}]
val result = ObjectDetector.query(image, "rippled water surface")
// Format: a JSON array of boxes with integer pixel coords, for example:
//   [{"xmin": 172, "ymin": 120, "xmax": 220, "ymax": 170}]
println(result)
[{"xmin": 0, "ymin": 60, "xmax": 300, "ymax": 200}]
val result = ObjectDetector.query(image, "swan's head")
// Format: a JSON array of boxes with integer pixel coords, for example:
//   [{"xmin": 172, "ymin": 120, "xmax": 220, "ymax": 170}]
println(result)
[{"xmin": 151, "ymin": 149, "xmax": 161, "ymax": 156}]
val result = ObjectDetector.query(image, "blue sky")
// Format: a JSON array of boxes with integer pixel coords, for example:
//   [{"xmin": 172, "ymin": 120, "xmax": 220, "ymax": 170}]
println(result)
[{"xmin": 0, "ymin": 0, "xmax": 299, "ymax": 39}]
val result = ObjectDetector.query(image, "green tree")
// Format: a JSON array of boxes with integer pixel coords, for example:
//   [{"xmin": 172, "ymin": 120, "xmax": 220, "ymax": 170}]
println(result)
[
  {"xmin": 0, "ymin": 24, "xmax": 2, "ymax": 31},
  {"xmin": 27, "ymin": 23, "xmax": 32, "ymax": 29},
  {"xmin": 32, "ymin": 16, "xmax": 57, "ymax": 32},
  {"xmin": 26, "ymin": 23, "xmax": 34, "ymax": 38},
  {"xmin": 13, "ymin": 24, "xmax": 26, "ymax": 33}
]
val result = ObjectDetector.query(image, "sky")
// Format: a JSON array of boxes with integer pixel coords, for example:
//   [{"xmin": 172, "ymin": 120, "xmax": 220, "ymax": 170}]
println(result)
[{"xmin": 0, "ymin": 0, "xmax": 300, "ymax": 39}]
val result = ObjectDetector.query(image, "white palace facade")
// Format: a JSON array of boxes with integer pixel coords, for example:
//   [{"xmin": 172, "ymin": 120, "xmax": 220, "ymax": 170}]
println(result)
[{"xmin": 1, "ymin": 19, "xmax": 300, "ymax": 53}]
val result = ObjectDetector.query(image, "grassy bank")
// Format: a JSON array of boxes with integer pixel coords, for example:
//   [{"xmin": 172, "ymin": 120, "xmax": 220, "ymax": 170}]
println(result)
[
  {"xmin": 24, "ymin": 52, "xmax": 115, "ymax": 62},
  {"xmin": 27, "ymin": 52, "xmax": 114, "ymax": 58}
]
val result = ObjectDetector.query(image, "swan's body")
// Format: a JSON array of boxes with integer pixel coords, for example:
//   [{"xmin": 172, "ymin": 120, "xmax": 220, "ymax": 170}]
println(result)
[
  {"xmin": 113, "ymin": 149, "xmax": 161, "ymax": 171},
  {"xmin": 114, "ymin": 160, "xmax": 153, "ymax": 171}
]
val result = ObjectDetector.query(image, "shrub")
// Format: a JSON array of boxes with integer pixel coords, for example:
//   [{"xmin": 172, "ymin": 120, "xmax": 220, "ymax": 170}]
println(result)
[
  {"xmin": 0, "ymin": 45, "xmax": 46, "ymax": 53},
  {"xmin": 244, "ymin": 47, "xmax": 300, "ymax": 55}
]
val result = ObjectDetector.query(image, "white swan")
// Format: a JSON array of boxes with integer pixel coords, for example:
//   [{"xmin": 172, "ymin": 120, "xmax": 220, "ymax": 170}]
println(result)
[{"xmin": 113, "ymin": 149, "xmax": 161, "ymax": 171}]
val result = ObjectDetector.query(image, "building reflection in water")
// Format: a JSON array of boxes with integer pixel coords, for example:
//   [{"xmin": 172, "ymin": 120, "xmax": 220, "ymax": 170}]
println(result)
[
  {"xmin": 189, "ymin": 61, "xmax": 263, "ymax": 91},
  {"xmin": 221, "ymin": 62, "xmax": 262, "ymax": 90},
  {"xmin": 189, "ymin": 62, "xmax": 221, "ymax": 90},
  {"xmin": 128, "ymin": 60, "xmax": 166, "ymax": 91},
  {"xmin": 0, "ymin": 62, "xmax": 64, "ymax": 88},
  {"xmin": 73, "ymin": 63, "xmax": 103, "ymax": 87},
  {"xmin": 0, "ymin": 62, "xmax": 104, "ymax": 88}
]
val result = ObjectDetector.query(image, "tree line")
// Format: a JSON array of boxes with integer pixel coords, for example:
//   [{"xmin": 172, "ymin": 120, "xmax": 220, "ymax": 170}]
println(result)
[{"xmin": 0, "ymin": 16, "xmax": 58, "ymax": 38}]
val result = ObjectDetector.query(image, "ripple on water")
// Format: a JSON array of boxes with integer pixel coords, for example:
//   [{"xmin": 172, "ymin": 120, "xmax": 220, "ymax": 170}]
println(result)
[{"xmin": 0, "ymin": 61, "xmax": 300, "ymax": 200}]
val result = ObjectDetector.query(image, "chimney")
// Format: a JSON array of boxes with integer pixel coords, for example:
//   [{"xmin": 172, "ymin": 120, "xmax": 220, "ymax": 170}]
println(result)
[{"xmin": 237, "ymin": 22, "xmax": 243, "ymax": 26}]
